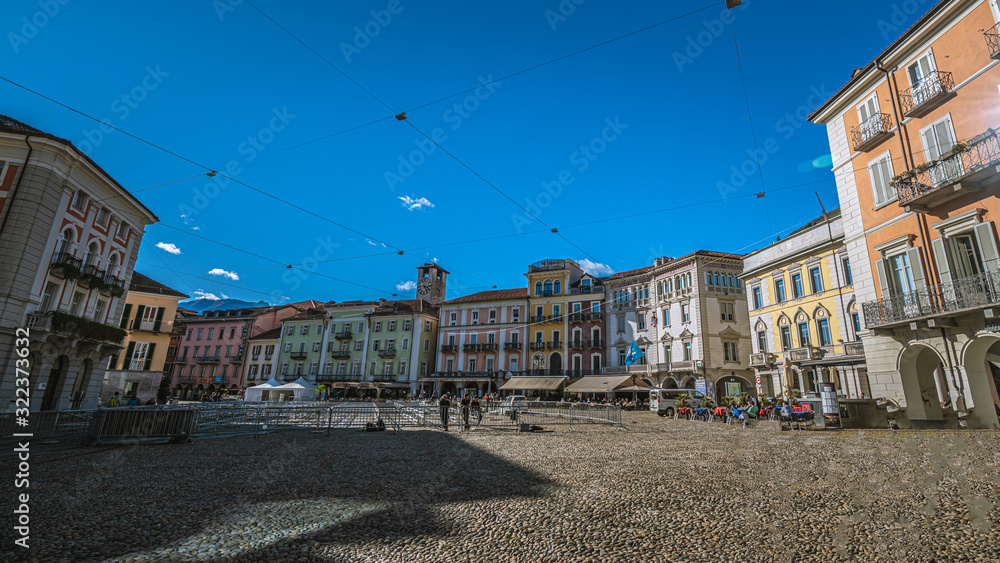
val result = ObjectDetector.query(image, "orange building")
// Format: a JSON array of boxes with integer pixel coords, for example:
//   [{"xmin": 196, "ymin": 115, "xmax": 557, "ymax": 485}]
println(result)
[{"xmin": 809, "ymin": 0, "xmax": 1000, "ymax": 428}]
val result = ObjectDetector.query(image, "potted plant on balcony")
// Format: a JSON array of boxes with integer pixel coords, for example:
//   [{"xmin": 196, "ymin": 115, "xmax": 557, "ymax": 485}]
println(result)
[
  {"xmin": 60, "ymin": 263, "xmax": 82, "ymax": 281},
  {"xmin": 108, "ymin": 285, "xmax": 125, "ymax": 298},
  {"xmin": 950, "ymin": 141, "xmax": 969, "ymax": 155}
]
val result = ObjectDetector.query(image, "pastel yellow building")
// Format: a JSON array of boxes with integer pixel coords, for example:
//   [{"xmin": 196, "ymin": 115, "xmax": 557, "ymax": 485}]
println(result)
[
  {"xmin": 103, "ymin": 272, "xmax": 187, "ymax": 404},
  {"xmin": 741, "ymin": 209, "xmax": 868, "ymax": 399}
]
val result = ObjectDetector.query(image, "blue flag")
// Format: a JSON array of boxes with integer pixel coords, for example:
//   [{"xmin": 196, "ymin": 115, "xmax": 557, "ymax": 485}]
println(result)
[{"xmin": 624, "ymin": 341, "xmax": 644, "ymax": 366}]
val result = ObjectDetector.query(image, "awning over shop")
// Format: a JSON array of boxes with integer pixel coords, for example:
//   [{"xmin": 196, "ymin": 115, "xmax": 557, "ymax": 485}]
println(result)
[
  {"xmin": 564, "ymin": 375, "xmax": 632, "ymax": 393},
  {"xmin": 500, "ymin": 377, "xmax": 565, "ymax": 390}
]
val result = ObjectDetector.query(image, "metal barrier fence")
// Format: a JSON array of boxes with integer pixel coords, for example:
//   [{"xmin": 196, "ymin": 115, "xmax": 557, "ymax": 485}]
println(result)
[{"xmin": 1, "ymin": 401, "xmax": 622, "ymax": 444}]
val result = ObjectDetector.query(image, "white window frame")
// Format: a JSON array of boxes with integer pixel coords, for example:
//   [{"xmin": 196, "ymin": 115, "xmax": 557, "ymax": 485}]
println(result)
[
  {"xmin": 856, "ymin": 92, "xmax": 880, "ymax": 125},
  {"xmin": 867, "ymin": 151, "xmax": 896, "ymax": 207}
]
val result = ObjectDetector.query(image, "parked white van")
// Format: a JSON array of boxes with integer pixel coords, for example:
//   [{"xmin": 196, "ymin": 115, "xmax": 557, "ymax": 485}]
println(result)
[{"xmin": 649, "ymin": 389, "xmax": 713, "ymax": 416}]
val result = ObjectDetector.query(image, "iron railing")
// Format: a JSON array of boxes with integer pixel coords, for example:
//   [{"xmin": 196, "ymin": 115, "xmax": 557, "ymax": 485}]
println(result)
[
  {"xmin": 51, "ymin": 251, "xmax": 82, "ymax": 269},
  {"xmin": 863, "ymin": 269, "xmax": 1000, "ymax": 327},
  {"xmin": 440, "ymin": 344, "xmax": 458, "ymax": 352},
  {"xmin": 894, "ymin": 131, "xmax": 1000, "ymax": 205},
  {"xmin": 589, "ymin": 312, "xmax": 603, "ymax": 321},
  {"xmin": 851, "ymin": 113, "xmax": 893, "ymax": 151},
  {"xmin": 334, "ymin": 331, "xmax": 353, "ymax": 340},
  {"xmin": 330, "ymin": 349, "xmax": 352, "ymax": 358},
  {"xmin": 503, "ymin": 342, "xmax": 522, "ymax": 351},
  {"xmin": 899, "ymin": 71, "xmax": 954, "ymax": 115},
  {"xmin": 378, "ymin": 348, "xmax": 398, "ymax": 357},
  {"xmin": 986, "ymin": 23, "xmax": 1000, "ymax": 58}
]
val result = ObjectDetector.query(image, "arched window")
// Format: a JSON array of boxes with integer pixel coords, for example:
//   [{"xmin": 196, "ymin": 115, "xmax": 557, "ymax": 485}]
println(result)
[
  {"xmin": 553, "ymin": 280, "xmax": 561, "ymax": 294},
  {"xmin": 706, "ymin": 272, "xmax": 713, "ymax": 285},
  {"xmin": 84, "ymin": 242, "xmax": 99, "ymax": 267},
  {"xmin": 107, "ymin": 254, "xmax": 119, "ymax": 276},
  {"xmin": 722, "ymin": 274, "xmax": 729, "ymax": 287},
  {"xmin": 57, "ymin": 229, "xmax": 74, "ymax": 255},
  {"xmin": 535, "ymin": 282, "xmax": 542, "ymax": 295},
  {"xmin": 543, "ymin": 280, "xmax": 553, "ymax": 295}
]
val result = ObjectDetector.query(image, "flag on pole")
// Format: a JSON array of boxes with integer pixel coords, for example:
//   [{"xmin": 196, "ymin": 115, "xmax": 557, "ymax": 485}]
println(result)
[{"xmin": 624, "ymin": 341, "xmax": 644, "ymax": 366}]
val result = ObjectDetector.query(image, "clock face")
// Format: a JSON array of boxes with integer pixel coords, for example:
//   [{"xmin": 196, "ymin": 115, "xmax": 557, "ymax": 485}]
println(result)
[{"xmin": 418, "ymin": 278, "xmax": 432, "ymax": 292}]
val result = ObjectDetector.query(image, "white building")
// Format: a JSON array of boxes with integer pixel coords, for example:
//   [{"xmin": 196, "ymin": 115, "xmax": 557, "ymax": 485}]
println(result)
[{"xmin": 0, "ymin": 114, "xmax": 157, "ymax": 411}]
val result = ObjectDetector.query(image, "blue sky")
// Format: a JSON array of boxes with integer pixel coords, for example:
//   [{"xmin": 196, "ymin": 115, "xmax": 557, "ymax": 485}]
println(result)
[{"xmin": 2, "ymin": 0, "xmax": 929, "ymax": 304}]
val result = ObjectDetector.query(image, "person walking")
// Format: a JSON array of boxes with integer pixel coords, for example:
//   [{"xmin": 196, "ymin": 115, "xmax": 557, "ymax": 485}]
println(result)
[
  {"xmin": 439, "ymin": 394, "xmax": 451, "ymax": 430},
  {"xmin": 460, "ymin": 394, "xmax": 471, "ymax": 430}
]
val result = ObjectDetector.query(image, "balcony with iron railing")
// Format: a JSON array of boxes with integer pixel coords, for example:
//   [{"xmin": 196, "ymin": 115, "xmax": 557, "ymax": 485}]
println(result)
[
  {"xmin": 569, "ymin": 339, "xmax": 584, "ymax": 349},
  {"xmin": 528, "ymin": 259, "xmax": 568, "ymax": 273},
  {"xmin": 378, "ymin": 348, "xmax": 397, "ymax": 358},
  {"xmin": 289, "ymin": 350, "xmax": 309, "ymax": 360},
  {"xmin": 986, "ymin": 22, "xmax": 1000, "ymax": 60},
  {"xmin": 229, "ymin": 353, "xmax": 244, "ymax": 364},
  {"xmin": 893, "ymin": 130, "xmax": 1000, "ymax": 212},
  {"xmin": 546, "ymin": 340, "xmax": 562, "ymax": 350},
  {"xmin": 78, "ymin": 264, "xmax": 106, "ymax": 289},
  {"xmin": 530, "ymin": 315, "xmax": 546, "ymax": 323},
  {"xmin": 589, "ymin": 312, "xmax": 603, "ymax": 321},
  {"xmin": 503, "ymin": 342, "xmax": 522, "ymax": 351},
  {"xmin": 530, "ymin": 341, "xmax": 546, "ymax": 351},
  {"xmin": 50, "ymin": 251, "xmax": 83, "ymax": 278},
  {"xmin": 334, "ymin": 331, "xmax": 353, "ymax": 340},
  {"xmin": 605, "ymin": 365, "xmax": 652, "ymax": 374},
  {"xmin": 479, "ymin": 342, "xmax": 498, "ymax": 352},
  {"xmin": 547, "ymin": 314, "xmax": 563, "ymax": 323},
  {"xmin": 462, "ymin": 343, "xmax": 478, "ymax": 352},
  {"xmin": 440, "ymin": 344, "xmax": 458, "ymax": 353},
  {"xmin": 851, "ymin": 113, "xmax": 894, "ymax": 152},
  {"xmin": 863, "ymin": 269, "xmax": 1000, "ymax": 329},
  {"xmin": 568, "ymin": 312, "xmax": 584, "ymax": 322},
  {"xmin": 197, "ymin": 354, "xmax": 221, "ymax": 364},
  {"xmin": 330, "ymin": 349, "xmax": 352, "ymax": 359},
  {"xmin": 102, "ymin": 273, "xmax": 125, "ymax": 296},
  {"xmin": 316, "ymin": 372, "xmax": 362, "ymax": 382},
  {"xmin": 899, "ymin": 71, "xmax": 956, "ymax": 118},
  {"xmin": 430, "ymin": 371, "xmax": 495, "ymax": 379}
]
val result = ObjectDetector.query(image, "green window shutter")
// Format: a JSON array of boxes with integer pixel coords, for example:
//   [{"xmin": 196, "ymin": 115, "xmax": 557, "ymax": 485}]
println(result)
[
  {"xmin": 906, "ymin": 248, "xmax": 926, "ymax": 290},
  {"xmin": 875, "ymin": 258, "xmax": 891, "ymax": 298},
  {"xmin": 119, "ymin": 304, "xmax": 132, "ymax": 329},
  {"xmin": 152, "ymin": 307, "xmax": 165, "ymax": 332},
  {"xmin": 132, "ymin": 305, "xmax": 145, "ymax": 330},
  {"xmin": 932, "ymin": 238, "xmax": 952, "ymax": 286},
  {"xmin": 143, "ymin": 343, "xmax": 156, "ymax": 371},
  {"xmin": 973, "ymin": 222, "xmax": 1000, "ymax": 273},
  {"xmin": 124, "ymin": 342, "xmax": 136, "ymax": 369}
]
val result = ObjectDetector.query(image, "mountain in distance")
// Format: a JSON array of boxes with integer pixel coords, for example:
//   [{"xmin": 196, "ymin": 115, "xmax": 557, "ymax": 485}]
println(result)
[{"xmin": 179, "ymin": 298, "xmax": 271, "ymax": 313}]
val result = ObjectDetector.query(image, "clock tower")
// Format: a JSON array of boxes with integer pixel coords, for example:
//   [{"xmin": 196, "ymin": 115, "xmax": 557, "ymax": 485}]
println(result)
[{"xmin": 416, "ymin": 263, "xmax": 448, "ymax": 305}]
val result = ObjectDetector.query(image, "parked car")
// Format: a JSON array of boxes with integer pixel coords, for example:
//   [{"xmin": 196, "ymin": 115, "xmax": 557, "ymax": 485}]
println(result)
[
  {"xmin": 649, "ymin": 389, "xmax": 714, "ymax": 417},
  {"xmin": 499, "ymin": 395, "xmax": 528, "ymax": 415}
]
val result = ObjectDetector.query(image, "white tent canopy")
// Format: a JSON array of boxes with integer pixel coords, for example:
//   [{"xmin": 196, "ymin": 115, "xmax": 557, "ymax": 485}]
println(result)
[
  {"xmin": 244, "ymin": 378, "xmax": 288, "ymax": 402},
  {"xmin": 275, "ymin": 377, "xmax": 317, "ymax": 402}
]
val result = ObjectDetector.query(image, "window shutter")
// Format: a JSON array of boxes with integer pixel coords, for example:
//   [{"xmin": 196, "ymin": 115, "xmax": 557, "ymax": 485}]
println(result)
[
  {"xmin": 974, "ymin": 222, "xmax": 1000, "ymax": 273},
  {"xmin": 922, "ymin": 127, "xmax": 940, "ymax": 161},
  {"xmin": 875, "ymin": 258, "xmax": 891, "ymax": 298},
  {"xmin": 144, "ymin": 343, "xmax": 156, "ymax": 371},
  {"xmin": 153, "ymin": 307, "xmax": 165, "ymax": 332},
  {"xmin": 119, "ymin": 304, "xmax": 132, "ymax": 329},
  {"xmin": 932, "ymin": 238, "xmax": 953, "ymax": 285},
  {"xmin": 124, "ymin": 342, "xmax": 136, "ymax": 368},
  {"xmin": 906, "ymin": 248, "xmax": 926, "ymax": 290},
  {"xmin": 133, "ymin": 305, "xmax": 145, "ymax": 330}
]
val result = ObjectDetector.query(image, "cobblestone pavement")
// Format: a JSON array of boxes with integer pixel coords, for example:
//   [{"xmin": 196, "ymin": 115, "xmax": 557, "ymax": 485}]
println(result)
[{"xmin": 5, "ymin": 412, "xmax": 1000, "ymax": 562}]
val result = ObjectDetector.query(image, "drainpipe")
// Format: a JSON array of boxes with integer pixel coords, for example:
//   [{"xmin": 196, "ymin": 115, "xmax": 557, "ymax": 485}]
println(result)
[
  {"xmin": 877, "ymin": 58, "xmax": 941, "ymax": 288},
  {"xmin": 0, "ymin": 135, "xmax": 34, "ymax": 239}
]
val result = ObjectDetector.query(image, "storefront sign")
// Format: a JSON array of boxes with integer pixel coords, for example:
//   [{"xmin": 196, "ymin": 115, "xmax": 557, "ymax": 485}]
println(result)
[
  {"xmin": 985, "ymin": 320, "xmax": 1000, "ymax": 333},
  {"xmin": 694, "ymin": 380, "xmax": 706, "ymax": 395}
]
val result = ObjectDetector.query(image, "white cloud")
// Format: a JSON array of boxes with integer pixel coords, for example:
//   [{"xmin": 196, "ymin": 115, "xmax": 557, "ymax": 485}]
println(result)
[
  {"xmin": 399, "ymin": 195, "xmax": 435, "ymax": 211},
  {"xmin": 192, "ymin": 226, "xmax": 201, "ymax": 231},
  {"xmin": 155, "ymin": 242, "xmax": 181, "ymax": 255},
  {"xmin": 396, "ymin": 280, "xmax": 416, "ymax": 291},
  {"xmin": 366, "ymin": 239, "xmax": 386, "ymax": 248},
  {"xmin": 192, "ymin": 289, "xmax": 223, "ymax": 301},
  {"xmin": 432, "ymin": 257, "xmax": 438, "ymax": 263},
  {"xmin": 578, "ymin": 259, "xmax": 615, "ymax": 277},
  {"xmin": 208, "ymin": 268, "xmax": 239, "ymax": 281}
]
